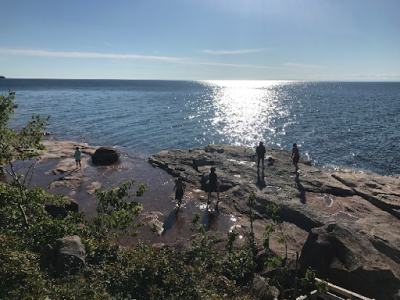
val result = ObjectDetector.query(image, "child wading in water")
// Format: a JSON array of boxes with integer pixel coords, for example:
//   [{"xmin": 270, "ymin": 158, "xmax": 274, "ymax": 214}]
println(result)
[
  {"xmin": 74, "ymin": 147, "xmax": 82, "ymax": 169},
  {"xmin": 174, "ymin": 177, "xmax": 185, "ymax": 206}
]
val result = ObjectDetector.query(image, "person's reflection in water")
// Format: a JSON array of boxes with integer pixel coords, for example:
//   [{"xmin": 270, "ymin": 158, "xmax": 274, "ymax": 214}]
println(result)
[{"xmin": 202, "ymin": 207, "xmax": 219, "ymax": 232}]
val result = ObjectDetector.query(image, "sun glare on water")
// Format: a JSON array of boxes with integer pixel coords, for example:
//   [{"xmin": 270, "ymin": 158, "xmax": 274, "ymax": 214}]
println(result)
[{"xmin": 199, "ymin": 80, "xmax": 295, "ymax": 148}]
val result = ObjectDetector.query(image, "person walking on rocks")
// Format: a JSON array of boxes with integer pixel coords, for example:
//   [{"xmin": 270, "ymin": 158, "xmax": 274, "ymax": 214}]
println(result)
[
  {"xmin": 208, "ymin": 167, "xmax": 219, "ymax": 204},
  {"xmin": 174, "ymin": 177, "xmax": 185, "ymax": 206},
  {"xmin": 292, "ymin": 143, "xmax": 300, "ymax": 173},
  {"xmin": 256, "ymin": 142, "xmax": 266, "ymax": 168},
  {"xmin": 74, "ymin": 146, "xmax": 82, "ymax": 169}
]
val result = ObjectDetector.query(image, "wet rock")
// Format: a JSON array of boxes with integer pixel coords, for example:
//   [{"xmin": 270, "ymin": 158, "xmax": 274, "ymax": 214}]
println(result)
[
  {"xmin": 37, "ymin": 141, "xmax": 95, "ymax": 190},
  {"xmin": 91, "ymin": 146, "xmax": 121, "ymax": 165},
  {"xmin": 49, "ymin": 173, "xmax": 87, "ymax": 189},
  {"xmin": 87, "ymin": 181, "xmax": 101, "ymax": 194},
  {"xmin": 143, "ymin": 211, "xmax": 164, "ymax": 236},
  {"xmin": 39, "ymin": 141, "xmax": 96, "ymax": 162}
]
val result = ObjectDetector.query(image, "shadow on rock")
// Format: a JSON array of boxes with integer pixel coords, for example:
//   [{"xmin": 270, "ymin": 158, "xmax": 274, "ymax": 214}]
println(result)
[
  {"xmin": 256, "ymin": 168, "xmax": 266, "ymax": 190},
  {"xmin": 295, "ymin": 173, "xmax": 306, "ymax": 204}
]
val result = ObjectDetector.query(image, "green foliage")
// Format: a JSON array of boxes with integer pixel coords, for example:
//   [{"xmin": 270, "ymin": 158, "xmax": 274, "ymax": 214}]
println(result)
[
  {"xmin": 301, "ymin": 268, "xmax": 328, "ymax": 295},
  {"xmin": 0, "ymin": 91, "xmax": 49, "ymax": 182},
  {"xmin": 90, "ymin": 180, "xmax": 147, "ymax": 242},
  {"xmin": 190, "ymin": 213, "xmax": 221, "ymax": 266},
  {"xmin": 0, "ymin": 235, "xmax": 46, "ymax": 300},
  {"xmin": 101, "ymin": 242, "xmax": 244, "ymax": 299},
  {"xmin": 224, "ymin": 232, "xmax": 254, "ymax": 284},
  {"xmin": 0, "ymin": 183, "xmax": 86, "ymax": 252}
]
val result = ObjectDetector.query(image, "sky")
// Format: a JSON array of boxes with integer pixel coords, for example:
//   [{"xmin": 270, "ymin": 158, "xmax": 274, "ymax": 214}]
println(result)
[{"xmin": 0, "ymin": 0, "xmax": 399, "ymax": 81}]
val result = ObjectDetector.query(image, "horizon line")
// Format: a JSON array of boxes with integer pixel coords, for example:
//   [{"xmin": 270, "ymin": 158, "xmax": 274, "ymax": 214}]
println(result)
[{"xmin": 1, "ymin": 77, "xmax": 399, "ymax": 82}]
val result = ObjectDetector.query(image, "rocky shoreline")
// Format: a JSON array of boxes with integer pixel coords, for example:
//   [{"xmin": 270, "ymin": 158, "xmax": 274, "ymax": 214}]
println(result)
[
  {"xmin": 149, "ymin": 144, "xmax": 400, "ymax": 300},
  {"xmin": 12, "ymin": 140, "xmax": 400, "ymax": 299}
]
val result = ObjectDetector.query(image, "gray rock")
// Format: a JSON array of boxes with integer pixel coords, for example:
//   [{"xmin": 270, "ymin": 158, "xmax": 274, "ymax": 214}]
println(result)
[
  {"xmin": 40, "ymin": 235, "xmax": 86, "ymax": 277},
  {"xmin": 332, "ymin": 172, "xmax": 400, "ymax": 219},
  {"xmin": 299, "ymin": 223, "xmax": 400, "ymax": 300},
  {"xmin": 55, "ymin": 235, "xmax": 85, "ymax": 276}
]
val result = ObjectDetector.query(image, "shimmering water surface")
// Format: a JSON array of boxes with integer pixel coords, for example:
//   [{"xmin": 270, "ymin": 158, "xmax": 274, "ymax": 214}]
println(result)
[{"xmin": 2, "ymin": 79, "xmax": 399, "ymax": 175}]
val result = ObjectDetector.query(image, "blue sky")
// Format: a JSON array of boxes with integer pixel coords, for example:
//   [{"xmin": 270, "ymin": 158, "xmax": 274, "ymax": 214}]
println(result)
[{"xmin": 1, "ymin": 0, "xmax": 399, "ymax": 80}]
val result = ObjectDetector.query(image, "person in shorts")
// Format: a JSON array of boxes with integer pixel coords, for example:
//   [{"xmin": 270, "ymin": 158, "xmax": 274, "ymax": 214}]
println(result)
[
  {"xmin": 174, "ymin": 177, "xmax": 185, "ymax": 206},
  {"xmin": 208, "ymin": 167, "xmax": 220, "ymax": 203},
  {"xmin": 74, "ymin": 146, "xmax": 82, "ymax": 169}
]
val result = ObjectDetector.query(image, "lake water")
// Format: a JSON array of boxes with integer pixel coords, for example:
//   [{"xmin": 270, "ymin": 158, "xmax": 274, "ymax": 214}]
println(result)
[{"xmin": 2, "ymin": 79, "xmax": 399, "ymax": 176}]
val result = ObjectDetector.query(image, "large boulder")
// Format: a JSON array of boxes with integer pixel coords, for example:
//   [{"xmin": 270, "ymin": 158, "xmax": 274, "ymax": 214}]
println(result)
[
  {"xmin": 91, "ymin": 146, "xmax": 121, "ymax": 165},
  {"xmin": 299, "ymin": 223, "xmax": 400, "ymax": 300},
  {"xmin": 40, "ymin": 235, "xmax": 86, "ymax": 276},
  {"xmin": 55, "ymin": 235, "xmax": 85, "ymax": 276}
]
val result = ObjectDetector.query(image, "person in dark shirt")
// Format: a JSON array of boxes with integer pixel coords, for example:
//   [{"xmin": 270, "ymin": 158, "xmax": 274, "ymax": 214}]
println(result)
[
  {"xmin": 208, "ymin": 167, "xmax": 219, "ymax": 203},
  {"xmin": 292, "ymin": 143, "xmax": 300, "ymax": 173},
  {"xmin": 256, "ymin": 142, "xmax": 266, "ymax": 168},
  {"xmin": 174, "ymin": 177, "xmax": 185, "ymax": 206}
]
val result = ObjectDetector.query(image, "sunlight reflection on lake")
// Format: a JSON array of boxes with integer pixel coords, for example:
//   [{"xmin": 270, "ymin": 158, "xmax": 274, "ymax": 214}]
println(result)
[{"xmin": 200, "ymin": 80, "xmax": 295, "ymax": 148}]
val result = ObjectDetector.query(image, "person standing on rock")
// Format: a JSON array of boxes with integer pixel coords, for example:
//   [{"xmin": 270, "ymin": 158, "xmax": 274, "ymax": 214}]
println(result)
[
  {"xmin": 174, "ymin": 177, "xmax": 185, "ymax": 206},
  {"xmin": 74, "ymin": 146, "xmax": 82, "ymax": 169},
  {"xmin": 292, "ymin": 143, "xmax": 300, "ymax": 173},
  {"xmin": 208, "ymin": 167, "xmax": 220, "ymax": 204},
  {"xmin": 256, "ymin": 142, "xmax": 266, "ymax": 168}
]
